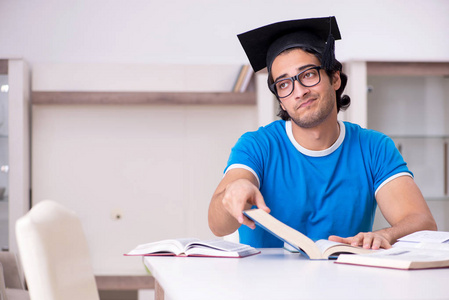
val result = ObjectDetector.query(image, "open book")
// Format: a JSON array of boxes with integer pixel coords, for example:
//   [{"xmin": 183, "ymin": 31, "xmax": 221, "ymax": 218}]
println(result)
[
  {"xmin": 243, "ymin": 209, "xmax": 375, "ymax": 260},
  {"xmin": 125, "ymin": 238, "xmax": 260, "ymax": 258},
  {"xmin": 336, "ymin": 230, "xmax": 449, "ymax": 270},
  {"xmin": 394, "ymin": 230, "xmax": 449, "ymax": 249}
]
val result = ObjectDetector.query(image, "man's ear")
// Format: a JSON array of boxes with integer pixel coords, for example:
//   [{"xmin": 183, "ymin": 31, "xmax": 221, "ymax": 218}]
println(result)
[
  {"xmin": 332, "ymin": 71, "xmax": 342, "ymax": 91},
  {"xmin": 279, "ymin": 100, "xmax": 286, "ymax": 111}
]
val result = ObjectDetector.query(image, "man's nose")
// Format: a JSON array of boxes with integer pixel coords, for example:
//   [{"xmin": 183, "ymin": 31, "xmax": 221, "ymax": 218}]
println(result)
[{"xmin": 291, "ymin": 79, "xmax": 310, "ymax": 99}]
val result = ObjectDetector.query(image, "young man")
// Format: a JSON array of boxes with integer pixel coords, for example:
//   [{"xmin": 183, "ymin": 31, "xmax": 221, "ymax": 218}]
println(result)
[{"xmin": 208, "ymin": 17, "xmax": 436, "ymax": 250}]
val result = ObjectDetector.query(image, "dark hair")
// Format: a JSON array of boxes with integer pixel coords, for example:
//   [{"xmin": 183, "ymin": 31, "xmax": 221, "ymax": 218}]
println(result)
[{"xmin": 268, "ymin": 47, "xmax": 351, "ymax": 121}]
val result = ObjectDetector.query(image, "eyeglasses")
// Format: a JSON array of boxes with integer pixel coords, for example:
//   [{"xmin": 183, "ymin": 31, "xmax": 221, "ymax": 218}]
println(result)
[{"xmin": 270, "ymin": 66, "xmax": 322, "ymax": 99}]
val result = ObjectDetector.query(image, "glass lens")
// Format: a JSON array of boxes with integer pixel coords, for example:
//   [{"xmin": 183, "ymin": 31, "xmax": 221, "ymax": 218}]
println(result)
[
  {"xmin": 299, "ymin": 68, "xmax": 320, "ymax": 86},
  {"xmin": 274, "ymin": 67, "xmax": 321, "ymax": 98},
  {"xmin": 275, "ymin": 79, "xmax": 293, "ymax": 98}
]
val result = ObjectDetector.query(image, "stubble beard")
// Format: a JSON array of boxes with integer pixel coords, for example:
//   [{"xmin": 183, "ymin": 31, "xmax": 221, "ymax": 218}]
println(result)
[{"xmin": 288, "ymin": 94, "xmax": 336, "ymax": 129}]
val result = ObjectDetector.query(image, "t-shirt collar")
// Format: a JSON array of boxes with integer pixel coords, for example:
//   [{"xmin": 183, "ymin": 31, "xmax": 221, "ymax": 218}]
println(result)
[{"xmin": 285, "ymin": 120, "xmax": 346, "ymax": 157}]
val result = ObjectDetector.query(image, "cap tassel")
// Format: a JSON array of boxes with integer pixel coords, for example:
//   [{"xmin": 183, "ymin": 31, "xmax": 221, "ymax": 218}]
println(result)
[
  {"xmin": 321, "ymin": 32, "xmax": 335, "ymax": 70},
  {"xmin": 321, "ymin": 18, "xmax": 335, "ymax": 70}
]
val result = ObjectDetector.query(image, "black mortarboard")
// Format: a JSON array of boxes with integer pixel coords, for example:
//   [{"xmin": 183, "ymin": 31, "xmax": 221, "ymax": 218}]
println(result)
[{"xmin": 237, "ymin": 16, "xmax": 341, "ymax": 73}]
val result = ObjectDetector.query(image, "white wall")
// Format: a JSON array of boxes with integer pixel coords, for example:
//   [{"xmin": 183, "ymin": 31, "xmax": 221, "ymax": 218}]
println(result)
[
  {"xmin": 32, "ymin": 103, "xmax": 257, "ymax": 274},
  {"xmin": 1, "ymin": 0, "xmax": 448, "ymax": 66},
  {"xmin": 31, "ymin": 63, "xmax": 258, "ymax": 274}
]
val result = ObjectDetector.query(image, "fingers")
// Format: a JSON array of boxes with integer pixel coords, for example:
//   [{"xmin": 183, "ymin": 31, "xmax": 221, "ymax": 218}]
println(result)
[
  {"xmin": 241, "ymin": 216, "xmax": 256, "ymax": 230},
  {"xmin": 350, "ymin": 233, "xmax": 378, "ymax": 249},
  {"xmin": 350, "ymin": 233, "xmax": 366, "ymax": 247},
  {"xmin": 221, "ymin": 179, "xmax": 268, "ymax": 230},
  {"xmin": 329, "ymin": 232, "xmax": 392, "ymax": 250},
  {"xmin": 232, "ymin": 208, "xmax": 254, "ymax": 229},
  {"xmin": 328, "ymin": 235, "xmax": 345, "ymax": 243},
  {"xmin": 253, "ymin": 190, "xmax": 271, "ymax": 214}
]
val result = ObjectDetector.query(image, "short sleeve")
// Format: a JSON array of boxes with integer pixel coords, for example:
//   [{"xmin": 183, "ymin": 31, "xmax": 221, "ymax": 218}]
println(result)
[
  {"xmin": 370, "ymin": 133, "xmax": 413, "ymax": 193},
  {"xmin": 225, "ymin": 131, "xmax": 266, "ymax": 187}
]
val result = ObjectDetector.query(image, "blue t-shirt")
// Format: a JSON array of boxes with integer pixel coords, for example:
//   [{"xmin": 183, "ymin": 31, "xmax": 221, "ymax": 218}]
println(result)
[{"xmin": 225, "ymin": 120, "xmax": 412, "ymax": 248}]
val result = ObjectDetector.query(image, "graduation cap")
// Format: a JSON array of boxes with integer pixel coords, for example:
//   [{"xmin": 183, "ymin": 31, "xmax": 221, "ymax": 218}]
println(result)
[{"xmin": 237, "ymin": 16, "xmax": 341, "ymax": 73}]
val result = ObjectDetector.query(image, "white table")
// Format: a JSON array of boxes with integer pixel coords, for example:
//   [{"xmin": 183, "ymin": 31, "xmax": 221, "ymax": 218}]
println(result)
[{"xmin": 144, "ymin": 248, "xmax": 449, "ymax": 300}]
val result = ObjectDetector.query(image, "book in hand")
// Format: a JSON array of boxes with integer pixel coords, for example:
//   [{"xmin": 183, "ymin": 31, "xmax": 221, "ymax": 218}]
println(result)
[
  {"xmin": 336, "ymin": 230, "xmax": 449, "ymax": 270},
  {"xmin": 125, "ymin": 238, "xmax": 260, "ymax": 258},
  {"xmin": 243, "ymin": 209, "xmax": 375, "ymax": 260}
]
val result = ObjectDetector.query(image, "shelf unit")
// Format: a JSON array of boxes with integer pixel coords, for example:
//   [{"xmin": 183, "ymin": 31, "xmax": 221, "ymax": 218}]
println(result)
[
  {"xmin": 362, "ymin": 61, "xmax": 449, "ymax": 201},
  {"xmin": 32, "ymin": 91, "xmax": 256, "ymax": 105},
  {"xmin": 390, "ymin": 136, "xmax": 449, "ymax": 198},
  {"xmin": 367, "ymin": 62, "xmax": 449, "ymax": 76}
]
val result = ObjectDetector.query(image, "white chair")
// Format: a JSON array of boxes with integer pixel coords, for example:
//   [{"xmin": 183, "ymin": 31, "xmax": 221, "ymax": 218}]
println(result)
[{"xmin": 15, "ymin": 200, "xmax": 99, "ymax": 300}]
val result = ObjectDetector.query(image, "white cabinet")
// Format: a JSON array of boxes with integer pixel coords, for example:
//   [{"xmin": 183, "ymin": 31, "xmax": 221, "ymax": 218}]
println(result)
[
  {"xmin": 344, "ymin": 61, "xmax": 449, "ymax": 230},
  {"xmin": 366, "ymin": 63, "xmax": 449, "ymax": 200},
  {"xmin": 0, "ymin": 59, "xmax": 31, "ymax": 253}
]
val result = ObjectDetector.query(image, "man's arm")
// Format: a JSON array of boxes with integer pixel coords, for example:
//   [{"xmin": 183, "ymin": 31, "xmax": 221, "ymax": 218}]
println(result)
[
  {"xmin": 208, "ymin": 168, "xmax": 270, "ymax": 237},
  {"xmin": 329, "ymin": 175, "xmax": 437, "ymax": 249}
]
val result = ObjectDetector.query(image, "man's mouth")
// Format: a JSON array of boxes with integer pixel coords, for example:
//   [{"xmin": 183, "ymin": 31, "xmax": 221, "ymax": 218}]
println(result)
[{"xmin": 297, "ymin": 98, "xmax": 316, "ymax": 109}]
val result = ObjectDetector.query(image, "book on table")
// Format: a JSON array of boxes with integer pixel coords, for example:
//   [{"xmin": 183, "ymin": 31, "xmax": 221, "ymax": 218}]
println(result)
[
  {"xmin": 125, "ymin": 238, "xmax": 260, "ymax": 258},
  {"xmin": 243, "ymin": 208, "xmax": 375, "ymax": 260},
  {"xmin": 336, "ymin": 230, "xmax": 449, "ymax": 270}
]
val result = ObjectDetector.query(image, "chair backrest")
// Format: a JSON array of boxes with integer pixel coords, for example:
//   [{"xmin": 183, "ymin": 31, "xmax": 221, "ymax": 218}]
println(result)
[{"xmin": 15, "ymin": 200, "xmax": 99, "ymax": 300}]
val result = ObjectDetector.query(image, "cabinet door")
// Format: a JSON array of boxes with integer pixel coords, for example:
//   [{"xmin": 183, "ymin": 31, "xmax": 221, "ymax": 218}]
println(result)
[
  {"xmin": 3, "ymin": 59, "xmax": 30, "ymax": 254},
  {"xmin": 0, "ymin": 61, "xmax": 8, "ymax": 250},
  {"xmin": 367, "ymin": 74, "xmax": 449, "ymax": 200}
]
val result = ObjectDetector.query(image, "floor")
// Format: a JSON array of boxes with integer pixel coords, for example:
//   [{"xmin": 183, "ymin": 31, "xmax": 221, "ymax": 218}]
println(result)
[
  {"xmin": 99, "ymin": 290, "xmax": 154, "ymax": 300},
  {"xmin": 99, "ymin": 291, "xmax": 137, "ymax": 300},
  {"xmin": 96, "ymin": 275, "xmax": 155, "ymax": 300}
]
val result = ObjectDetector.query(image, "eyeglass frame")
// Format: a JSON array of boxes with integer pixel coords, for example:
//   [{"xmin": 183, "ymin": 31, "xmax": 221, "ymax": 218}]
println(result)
[{"xmin": 269, "ymin": 66, "xmax": 322, "ymax": 99}]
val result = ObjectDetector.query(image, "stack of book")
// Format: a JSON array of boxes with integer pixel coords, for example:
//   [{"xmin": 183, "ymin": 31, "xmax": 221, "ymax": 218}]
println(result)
[{"xmin": 336, "ymin": 230, "xmax": 449, "ymax": 270}]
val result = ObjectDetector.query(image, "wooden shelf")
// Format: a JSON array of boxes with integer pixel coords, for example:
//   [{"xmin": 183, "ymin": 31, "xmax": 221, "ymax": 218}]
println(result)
[
  {"xmin": 0, "ymin": 59, "xmax": 7, "ymax": 75},
  {"xmin": 367, "ymin": 62, "xmax": 449, "ymax": 76},
  {"xmin": 32, "ymin": 91, "xmax": 256, "ymax": 105}
]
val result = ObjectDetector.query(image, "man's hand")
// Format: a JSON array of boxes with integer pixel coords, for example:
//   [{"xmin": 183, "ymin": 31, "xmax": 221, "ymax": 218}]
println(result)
[
  {"xmin": 221, "ymin": 178, "xmax": 270, "ymax": 229},
  {"xmin": 209, "ymin": 168, "xmax": 270, "ymax": 236},
  {"xmin": 328, "ymin": 232, "xmax": 392, "ymax": 250},
  {"xmin": 329, "ymin": 176, "xmax": 437, "ymax": 250}
]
